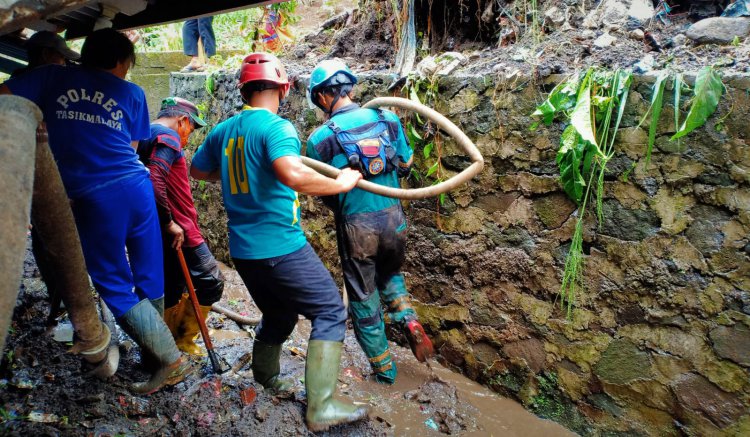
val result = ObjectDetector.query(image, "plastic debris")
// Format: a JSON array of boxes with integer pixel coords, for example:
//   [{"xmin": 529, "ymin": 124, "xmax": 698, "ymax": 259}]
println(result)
[
  {"xmin": 27, "ymin": 411, "xmax": 59, "ymax": 423},
  {"xmin": 10, "ymin": 370, "xmax": 36, "ymax": 389},
  {"xmin": 424, "ymin": 418, "xmax": 439, "ymax": 430},
  {"xmin": 723, "ymin": 0, "xmax": 750, "ymax": 17},
  {"xmin": 240, "ymin": 387, "xmax": 257, "ymax": 406},
  {"xmin": 341, "ymin": 367, "xmax": 364, "ymax": 382},
  {"xmin": 117, "ymin": 395, "xmax": 149, "ymax": 416},
  {"xmin": 288, "ymin": 346, "xmax": 306, "ymax": 358},
  {"xmin": 52, "ymin": 321, "xmax": 74, "ymax": 342}
]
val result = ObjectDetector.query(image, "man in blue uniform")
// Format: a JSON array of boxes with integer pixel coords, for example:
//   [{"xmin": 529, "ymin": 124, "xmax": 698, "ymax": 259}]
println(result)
[
  {"xmin": 306, "ymin": 59, "xmax": 434, "ymax": 385},
  {"xmin": 137, "ymin": 97, "xmax": 224, "ymax": 356},
  {"xmin": 1, "ymin": 28, "xmax": 190, "ymax": 394},
  {"xmin": 190, "ymin": 52, "xmax": 368, "ymax": 431}
]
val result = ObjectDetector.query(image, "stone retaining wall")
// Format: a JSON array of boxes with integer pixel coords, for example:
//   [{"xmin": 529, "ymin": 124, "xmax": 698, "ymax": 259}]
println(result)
[{"xmin": 171, "ymin": 69, "xmax": 750, "ymax": 436}]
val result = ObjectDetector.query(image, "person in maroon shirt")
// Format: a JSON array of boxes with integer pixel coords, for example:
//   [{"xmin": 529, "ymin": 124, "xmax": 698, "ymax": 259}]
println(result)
[{"xmin": 137, "ymin": 97, "xmax": 224, "ymax": 355}]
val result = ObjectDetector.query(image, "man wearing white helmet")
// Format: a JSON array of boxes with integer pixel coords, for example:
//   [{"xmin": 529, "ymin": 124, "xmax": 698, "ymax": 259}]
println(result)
[{"xmin": 306, "ymin": 59, "xmax": 435, "ymax": 385}]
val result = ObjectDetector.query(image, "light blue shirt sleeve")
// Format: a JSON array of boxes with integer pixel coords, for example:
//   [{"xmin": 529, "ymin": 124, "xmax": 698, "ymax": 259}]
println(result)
[
  {"xmin": 266, "ymin": 118, "xmax": 301, "ymax": 163},
  {"xmin": 191, "ymin": 125, "xmax": 221, "ymax": 172}
]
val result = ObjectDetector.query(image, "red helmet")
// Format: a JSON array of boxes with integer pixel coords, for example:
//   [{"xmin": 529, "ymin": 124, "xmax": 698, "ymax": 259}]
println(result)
[{"xmin": 238, "ymin": 52, "xmax": 290, "ymax": 94}]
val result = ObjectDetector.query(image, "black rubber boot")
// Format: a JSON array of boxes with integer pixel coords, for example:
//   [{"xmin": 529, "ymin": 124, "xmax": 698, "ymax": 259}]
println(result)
[
  {"xmin": 251, "ymin": 340, "xmax": 295, "ymax": 396},
  {"xmin": 118, "ymin": 299, "xmax": 192, "ymax": 395},
  {"xmin": 305, "ymin": 340, "xmax": 369, "ymax": 431}
]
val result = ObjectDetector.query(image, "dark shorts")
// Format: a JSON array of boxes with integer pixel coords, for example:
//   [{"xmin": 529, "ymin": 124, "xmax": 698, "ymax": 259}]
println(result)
[
  {"xmin": 233, "ymin": 243, "xmax": 347, "ymax": 343},
  {"xmin": 338, "ymin": 205, "xmax": 407, "ymax": 302}
]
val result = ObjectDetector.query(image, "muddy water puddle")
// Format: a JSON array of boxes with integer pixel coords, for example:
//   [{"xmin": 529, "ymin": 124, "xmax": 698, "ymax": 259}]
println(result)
[
  {"xmin": 341, "ymin": 350, "xmax": 573, "ymax": 436},
  {"xmin": 209, "ymin": 328, "xmax": 250, "ymax": 341},
  {"xmin": 289, "ymin": 319, "xmax": 573, "ymax": 437},
  {"xmin": 216, "ymin": 265, "xmax": 573, "ymax": 436}
]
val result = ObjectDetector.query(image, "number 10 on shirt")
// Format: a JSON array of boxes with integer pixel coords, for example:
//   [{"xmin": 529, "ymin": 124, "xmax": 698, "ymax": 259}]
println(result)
[{"xmin": 225, "ymin": 137, "xmax": 249, "ymax": 195}]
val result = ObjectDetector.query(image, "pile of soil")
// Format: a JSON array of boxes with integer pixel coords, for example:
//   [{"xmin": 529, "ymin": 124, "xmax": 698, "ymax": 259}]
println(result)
[{"xmin": 283, "ymin": 0, "xmax": 749, "ymax": 78}]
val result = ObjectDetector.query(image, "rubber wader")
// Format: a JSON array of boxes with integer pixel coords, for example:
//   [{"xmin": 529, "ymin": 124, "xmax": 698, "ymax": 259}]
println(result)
[
  {"xmin": 305, "ymin": 340, "xmax": 369, "ymax": 431},
  {"xmin": 118, "ymin": 299, "xmax": 192, "ymax": 394}
]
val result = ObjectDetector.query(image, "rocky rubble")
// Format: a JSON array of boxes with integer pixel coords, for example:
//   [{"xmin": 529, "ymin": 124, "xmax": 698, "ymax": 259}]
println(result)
[{"xmin": 686, "ymin": 16, "xmax": 750, "ymax": 44}]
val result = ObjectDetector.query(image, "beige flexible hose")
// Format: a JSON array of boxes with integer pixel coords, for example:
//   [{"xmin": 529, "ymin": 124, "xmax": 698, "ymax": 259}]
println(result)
[
  {"xmin": 211, "ymin": 303, "xmax": 260, "ymax": 326},
  {"xmin": 300, "ymin": 97, "xmax": 484, "ymax": 200}
]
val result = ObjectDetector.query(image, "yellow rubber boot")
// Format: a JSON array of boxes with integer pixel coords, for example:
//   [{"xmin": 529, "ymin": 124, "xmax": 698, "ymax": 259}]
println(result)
[
  {"xmin": 164, "ymin": 294, "xmax": 189, "ymax": 337},
  {"xmin": 175, "ymin": 304, "xmax": 212, "ymax": 356}
]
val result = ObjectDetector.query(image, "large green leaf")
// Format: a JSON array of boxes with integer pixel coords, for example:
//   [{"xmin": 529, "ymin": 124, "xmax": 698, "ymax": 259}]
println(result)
[
  {"xmin": 606, "ymin": 70, "xmax": 632, "ymax": 154},
  {"xmin": 406, "ymin": 121, "xmax": 422, "ymax": 148},
  {"xmin": 645, "ymin": 72, "xmax": 669, "ymax": 164},
  {"xmin": 556, "ymin": 125, "xmax": 587, "ymax": 203},
  {"xmin": 423, "ymin": 141, "xmax": 434, "ymax": 159},
  {"xmin": 530, "ymin": 75, "xmax": 580, "ymax": 129},
  {"xmin": 204, "ymin": 74, "xmax": 215, "ymax": 95},
  {"xmin": 671, "ymin": 67, "xmax": 724, "ymax": 140},
  {"xmin": 570, "ymin": 70, "xmax": 597, "ymax": 147},
  {"xmin": 426, "ymin": 160, "xmax": 440, "ymax": 177}
]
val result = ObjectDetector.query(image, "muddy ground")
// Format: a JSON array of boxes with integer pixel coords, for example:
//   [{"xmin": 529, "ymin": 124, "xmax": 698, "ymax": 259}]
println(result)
[{"xmin": 0, "ymin": 242, "xmax": 571, "ymax": 436}]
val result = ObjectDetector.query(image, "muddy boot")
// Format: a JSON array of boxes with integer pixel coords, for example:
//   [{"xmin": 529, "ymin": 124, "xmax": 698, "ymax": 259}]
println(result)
[
  {"xmin": 251, "ymin": 340, "xmax": 295, "ymax": 396},
  {"xmin": 141, "ymin": 297, "xmax": 170, "ymax": 371},
  {"xmin": 164, "ymin": 301, "xmax": 184, "ymax": 337},
  {"xmin": 118, "ymin": 299, "xmax": 193, "ymax": 395},
  {"xmin": 350, "ymin": 294, "xmax": 397, "ymax": 384},
  {"xmin": 305, "ymin": 340, "xmax": 369, "ymax": 431},
  {"xmin": 150, "ymin": 297, "xmax": 165, "ymax": 318},
  {"xmin": 403, "ymin": 318, "xmax": 434, "ymax": 362}
]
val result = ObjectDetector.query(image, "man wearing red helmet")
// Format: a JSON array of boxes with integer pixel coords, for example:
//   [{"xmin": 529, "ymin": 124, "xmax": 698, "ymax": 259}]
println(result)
[{"xmin": 190, "ymin": 52, "xmax": 368, "ymax": 431}]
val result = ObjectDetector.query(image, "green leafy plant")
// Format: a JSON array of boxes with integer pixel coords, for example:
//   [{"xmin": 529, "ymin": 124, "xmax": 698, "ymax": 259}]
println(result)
[
  {"xmin": 532, "ymin": 66, "xmax": 725, "ymax": 316},
  {"xmin": 404, "ymin": 73, "xmax": 444, "ymax": 194},
  {"xmin": 672, "ymin": 66, "xmax": 725, "ymax": 140},
  {"xmin": 638, "ymin": 71, "xmax": 668, "ymax": 165},
  {"xmin": 402, "ymin": 73, "xmax": 449, "ymax": 226},
  {"xmin": 204, "ymin": 74, "xmax": 216, "ymax": 95}
]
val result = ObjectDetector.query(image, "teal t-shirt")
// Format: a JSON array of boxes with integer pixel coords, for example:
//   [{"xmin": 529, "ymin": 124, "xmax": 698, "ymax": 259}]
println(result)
[
  {"xmin": 192, "ymin": 108, "xmax": 306, "ymax": 259},
  {"xmin": 306, "ymin": 104, "xmax": 413, "ymax": 216}
]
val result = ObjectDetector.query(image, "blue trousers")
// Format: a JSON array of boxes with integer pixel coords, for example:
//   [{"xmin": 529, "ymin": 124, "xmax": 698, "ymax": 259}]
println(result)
[
  {"xmin": 182, "ymin": 17, "xmax": 216, "ymax": 57},
  {"xmin": 72, "ymin": 174, "xmax": 164, "ymax": 318},
  {"xmin": 233, "ymin": 243, "xmax": 347, "ymax": 344}
]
